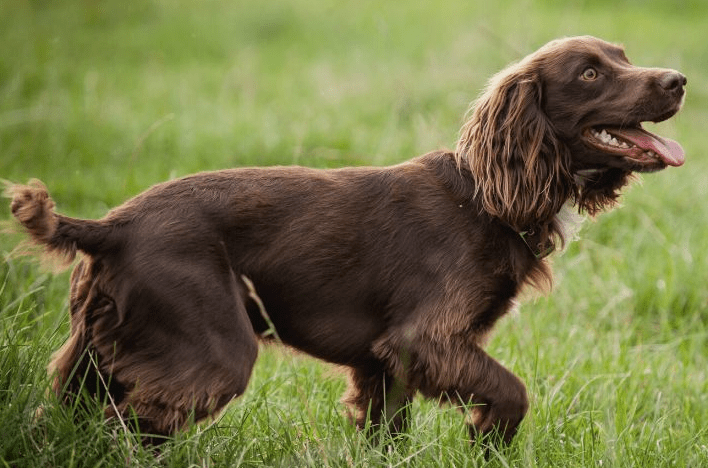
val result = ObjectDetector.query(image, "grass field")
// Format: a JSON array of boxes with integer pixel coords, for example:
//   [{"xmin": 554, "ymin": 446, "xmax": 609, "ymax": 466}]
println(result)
[{"xmin": 2, "ymin": 0, "xmax": 708, "ymax": 466}]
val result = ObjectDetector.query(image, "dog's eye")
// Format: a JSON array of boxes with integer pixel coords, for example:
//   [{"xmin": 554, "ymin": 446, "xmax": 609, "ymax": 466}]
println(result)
[{"xmin": 581, "ymin": 67, "xmax": 598, "ymax": 81}]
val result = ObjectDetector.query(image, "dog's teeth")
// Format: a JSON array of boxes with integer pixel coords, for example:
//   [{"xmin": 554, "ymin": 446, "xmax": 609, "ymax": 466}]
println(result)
[{"xmin": 592, "ymin": 128, "xmax": 630, "ymax": 149}]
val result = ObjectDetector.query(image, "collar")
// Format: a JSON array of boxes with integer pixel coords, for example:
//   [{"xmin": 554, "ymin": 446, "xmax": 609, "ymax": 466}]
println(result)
[{"xmin": 519, "ymin": 227, "xmax": 556, "ymax": 259}]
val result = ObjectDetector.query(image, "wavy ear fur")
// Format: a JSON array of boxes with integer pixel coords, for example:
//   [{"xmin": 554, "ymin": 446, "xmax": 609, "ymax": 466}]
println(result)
[{"xmin": 456, "ymin": 62, "xmax": 575, "ymax": 237}]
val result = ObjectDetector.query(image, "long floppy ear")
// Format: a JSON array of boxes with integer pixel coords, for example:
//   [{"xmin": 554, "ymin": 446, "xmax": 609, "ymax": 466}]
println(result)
[{"xmin": 456, "ymin": 63, "xmax": 574, "ymax": 233}]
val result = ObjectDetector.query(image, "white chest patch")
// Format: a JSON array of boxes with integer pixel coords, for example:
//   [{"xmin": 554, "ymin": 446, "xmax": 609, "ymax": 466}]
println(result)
[{"xmin": 556, "ymin": 202, "xmax": 586, "ymax": 248}]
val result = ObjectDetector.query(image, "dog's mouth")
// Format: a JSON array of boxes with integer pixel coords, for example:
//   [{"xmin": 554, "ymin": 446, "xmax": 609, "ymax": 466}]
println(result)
[{"xmin": 582, "ymin": 125, "xmax": 685, "ymax": 169}]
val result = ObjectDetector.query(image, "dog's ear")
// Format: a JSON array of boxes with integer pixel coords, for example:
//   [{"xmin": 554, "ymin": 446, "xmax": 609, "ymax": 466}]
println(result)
[{"xmin": 456, "ymin": 64, "xmax": 574, "ymax": 233}]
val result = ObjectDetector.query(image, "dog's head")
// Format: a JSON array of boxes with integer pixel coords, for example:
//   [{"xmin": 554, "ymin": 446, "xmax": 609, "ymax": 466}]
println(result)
[
  {"xmin": 538, "ymin": 36, "xmax": 685, "ymax": 173},
  {"xmin": 456, "ymin": 36, "xmax": 686, "ymax": 230}
]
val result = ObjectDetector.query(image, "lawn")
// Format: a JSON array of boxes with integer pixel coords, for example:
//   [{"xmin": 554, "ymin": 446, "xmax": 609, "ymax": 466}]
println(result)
[{"xmin": 1, "ymin": 0, "xmax": 707, "ymax": 466}]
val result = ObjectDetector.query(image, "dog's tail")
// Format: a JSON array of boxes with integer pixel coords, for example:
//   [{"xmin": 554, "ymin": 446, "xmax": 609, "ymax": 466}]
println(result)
[{"xmin": 6, "ymin": 179, "xmax": 115, "ymax": 262}]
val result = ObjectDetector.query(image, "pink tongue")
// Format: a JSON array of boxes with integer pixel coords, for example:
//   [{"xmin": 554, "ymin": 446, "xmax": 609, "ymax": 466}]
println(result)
[{"xmin": 613, "ymin": 127, "xmax": 685, "ymax": 166}]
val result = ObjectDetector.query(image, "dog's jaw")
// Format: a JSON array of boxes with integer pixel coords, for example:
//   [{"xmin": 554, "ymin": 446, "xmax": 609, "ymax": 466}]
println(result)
[{"xmin": 581, "ymin": 125, "xmax": 685, "ymax": 171}]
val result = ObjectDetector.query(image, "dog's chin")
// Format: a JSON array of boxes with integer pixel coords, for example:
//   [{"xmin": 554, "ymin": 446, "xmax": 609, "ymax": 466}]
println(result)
[
  {"xmin": 572, "ymin": 151, "xmax": 667, "ymax": 176},
  {"xmin": 578, "ymin": 124, "xmax": 685, "ymax": 173}
]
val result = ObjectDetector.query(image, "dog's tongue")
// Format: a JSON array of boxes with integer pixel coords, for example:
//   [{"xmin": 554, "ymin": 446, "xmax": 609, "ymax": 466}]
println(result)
[{"xmin": 614, "ymin": 127, "xmax": 685, "ymax": 166}]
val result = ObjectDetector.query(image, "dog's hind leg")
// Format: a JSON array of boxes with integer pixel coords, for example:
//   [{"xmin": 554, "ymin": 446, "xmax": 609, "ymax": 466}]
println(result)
[
  {"xmin": 62, "ymin": 253, "xmax": 259, "ymax": 442},
  {"xmin": 343, "ymin": 362, "xmax": 414, "ymax": 437},
  {"xmin": 49, "ymin": 259, "xmax": 126, "ymax": 413}
]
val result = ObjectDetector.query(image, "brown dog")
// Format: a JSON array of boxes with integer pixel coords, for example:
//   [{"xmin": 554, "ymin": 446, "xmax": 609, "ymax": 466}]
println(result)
[{"xmin": 9, "ymin": 36, "xmax": 685, "ymax": 444}]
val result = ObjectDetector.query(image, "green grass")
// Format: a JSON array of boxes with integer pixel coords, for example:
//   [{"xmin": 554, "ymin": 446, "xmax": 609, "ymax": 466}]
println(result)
[{"xmin": 2, "ymin": 0, "xmax": 708, "ymax": 466}]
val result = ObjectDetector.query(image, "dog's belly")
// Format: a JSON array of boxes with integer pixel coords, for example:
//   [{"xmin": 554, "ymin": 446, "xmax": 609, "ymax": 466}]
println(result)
[{"xmin": 247, "ymin": 297, "xmax": 385, "ymax": 366}]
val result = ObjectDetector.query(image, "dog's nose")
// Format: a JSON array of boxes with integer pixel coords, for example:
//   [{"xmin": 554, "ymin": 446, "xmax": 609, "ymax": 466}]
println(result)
[{"xmin": 659, "ymin": 71, "xmax": 687, "ymax": 91}]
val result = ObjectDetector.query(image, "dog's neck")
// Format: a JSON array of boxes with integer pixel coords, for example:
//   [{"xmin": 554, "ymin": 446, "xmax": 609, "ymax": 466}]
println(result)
[
  {"xmin": 428, "ymin": 151, "xmax": 588, "ymax": 259},
  {"xmin": 518, "ymin": 202, "xmax": 586, "ymax": 259},
  {"xmin": 516, "ymin": 167, "xmax": 605, "ymax": 259},
  {"xmin": 518, "ymin": 228, "xmax": 555, "ymax": 259}
]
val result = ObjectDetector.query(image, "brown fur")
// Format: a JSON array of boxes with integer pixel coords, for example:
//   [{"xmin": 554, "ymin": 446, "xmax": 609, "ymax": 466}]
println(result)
[{"xmin": 8, "ymin": 36, "xmax": 685, "ymax": 445}]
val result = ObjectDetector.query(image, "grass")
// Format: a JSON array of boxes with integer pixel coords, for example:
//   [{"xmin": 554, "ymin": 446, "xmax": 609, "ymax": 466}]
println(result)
[{"xmin": 2, "ymin": 0, "xmax": 708, "ymax": 466}]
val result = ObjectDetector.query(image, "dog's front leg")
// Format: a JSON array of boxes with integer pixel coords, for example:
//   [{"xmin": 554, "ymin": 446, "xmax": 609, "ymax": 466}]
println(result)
[
  {"xmin": 377, "ymin": 335, "xmax": 528, "ymax": 445},
  {"xmin": 427, "ymin": 341, "xmax": 527, "ymax": 444}
]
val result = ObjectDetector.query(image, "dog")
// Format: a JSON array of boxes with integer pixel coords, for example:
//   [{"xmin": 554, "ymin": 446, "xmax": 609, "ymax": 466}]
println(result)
[{"xmin": 8, "ymin": 36, "xmax": 685, "ymax": 445}]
